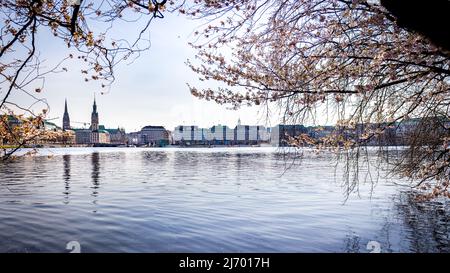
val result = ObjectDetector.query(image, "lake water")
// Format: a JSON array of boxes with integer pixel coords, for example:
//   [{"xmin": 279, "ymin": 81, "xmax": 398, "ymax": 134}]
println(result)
[{"xmin": 0, "ymin": 147, "xmax": 448, "ymax": 253}]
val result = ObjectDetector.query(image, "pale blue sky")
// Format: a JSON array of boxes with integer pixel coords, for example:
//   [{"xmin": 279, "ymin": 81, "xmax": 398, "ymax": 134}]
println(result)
[{"xmin": 7, "ymin": 12, "xmax": 275, "ymax": 132}]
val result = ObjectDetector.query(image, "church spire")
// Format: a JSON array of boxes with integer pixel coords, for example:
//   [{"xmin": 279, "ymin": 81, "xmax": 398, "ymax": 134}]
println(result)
[
  {"xmin": 63, "ymin": 98, "xmax": 71, "ymax": 131},
  {"xmin": 93, "ymin": 94, "xmax": 97, "ymax": 113},
  {"xmin": 91, "ymin": 95, "xmax": 99, "ymax": 132}
]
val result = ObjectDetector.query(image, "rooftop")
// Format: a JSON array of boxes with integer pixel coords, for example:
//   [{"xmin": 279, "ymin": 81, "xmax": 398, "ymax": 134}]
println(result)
[{"xmin": 141, "ymin": 125, "xmax": 166, "ymax": 131}]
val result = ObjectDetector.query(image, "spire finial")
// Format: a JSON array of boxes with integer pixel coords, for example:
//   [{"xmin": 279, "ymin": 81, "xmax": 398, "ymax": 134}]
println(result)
[{"xmin": 92, "ymin": 93, "xmax": 98, "ymax": 113}]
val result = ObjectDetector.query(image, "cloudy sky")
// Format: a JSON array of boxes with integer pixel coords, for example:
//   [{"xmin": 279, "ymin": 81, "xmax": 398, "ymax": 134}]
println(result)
[{"xmin": 7, "ymin": 12, "xmax": 277, "ymax": 132}]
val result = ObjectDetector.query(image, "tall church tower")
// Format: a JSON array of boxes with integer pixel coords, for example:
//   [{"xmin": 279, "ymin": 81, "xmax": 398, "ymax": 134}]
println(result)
[
  {"xmin": 63, "ymin": 99, "xmax": 71, "ymax": 131},
  {"xmin": 90, "ymin": 96, "xmax": 99, "ymax": 143}
]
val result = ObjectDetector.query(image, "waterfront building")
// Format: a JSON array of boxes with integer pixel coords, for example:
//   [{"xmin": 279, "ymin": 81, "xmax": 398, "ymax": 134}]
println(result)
[
  {"xmin": 173, "ymin": 126, "xmax": 197, "ymax": 144},
  {"xmin": 249, "ymin": 126, "xmax": 258, "ymax": 142},
  {"xmin": 235, "ymin": 125, "xmax": 270, "ymax": 145},
  {"xmin": 74, "ymin": 129, "xmax": 91, "ymax": 144},
  {"xmin": 249, "ymin": 126, "xmax": 267, "ymax": 143},
  {"xmin": 210, "ymin": 125, "xmax": 225, "ymax": 143},
  {"xmin": 270, "ymin": 124, "xmax": 309, "ymax": 146},
  {"xmin": 90, "ymin": 98, "xmax": 99, "ymax": 143},
  {"xmin": 173, "ymin": 125, "xmax": 203, "ymax": 145},
  {"xmin": 126, "ymin": 131, "xmax": 140, "ymax": 146},
  {"xmin": 140, "ymin": 125, "xmax": 169, "ymax": 146},
  {"xmin": 89, "ymin": 97, "xmax": 110, "ymax": 144},
  {"xmin": 172, "ymin": 123, "xmax": 271, "ymax": 146},
  {"xmin": 97, "ymin": 129, "xmax": 110, "ymax": 144},
  {"xmin": 67, "ymin": 98, "xmax": 113, "ymax": 145},
  {"xmin": 172, "ymin": 125, "xmax": 212, "ymax": 145},
  {"xmin": 126, "ymin": 126, "xmax": 169, "ymax": 146},
  {"xmin": 307, "ymin": 126, "xmax": 335, "ymax": 140},
  {"xmin": 235, "ymin": 125, "xmax": 247, "ymax": 143},
  {"xmin": 103, "ymin": 127, "xmax": 126, "ymax": 145},
  {"xmin": 258, "ymin": 126, "xmax": 271, "ymax": 142},
  {"xmin": 166, "ymin": 130, "xmax": 173, "ymax": 145},
  {"xmin": 225, "ymin": 126, "xmax": 234, "ymax": 144}
]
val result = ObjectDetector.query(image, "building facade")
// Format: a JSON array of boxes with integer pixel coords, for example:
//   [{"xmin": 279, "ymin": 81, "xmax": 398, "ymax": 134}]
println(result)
[
  {"xmin": 74, "ymin": 129, "xmax": 91, "ymax": 144},
  {"xmin": 126, "ymin": 131, "xmax": 140, "ymax": 146},
  {"xmin": 270, "ymin": 124, "xmax": 309, "ymax": 146},
  {"xmin": 68, "ymin": 98, "xmax": 112, "ymax": 145},
  {"xmin": 126, "ymin": 126, "xmax": 169, "ymax": 147},
  {"xmin": 103, "ymin": 127, "xmax": 126, "ymax": 145},
  {"xmin": 172, "ymin": 124, "xmax": 270, "ymax": 145}
]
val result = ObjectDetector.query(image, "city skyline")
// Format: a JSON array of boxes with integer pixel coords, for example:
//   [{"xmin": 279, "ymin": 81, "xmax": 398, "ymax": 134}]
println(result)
[
  {"xmin": 1, "ymin": 0, "xmax": 448, "ymax": 256},
  {"xmin": 59, "ymin": 97, "xmax": 270, "ymax": 132},
  {"xmin": 6, "ymin": 13, "xmax": 271, "ymax": 133}
]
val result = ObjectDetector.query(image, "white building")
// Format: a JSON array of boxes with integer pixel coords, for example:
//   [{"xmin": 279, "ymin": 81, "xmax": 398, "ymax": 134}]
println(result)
[
  {"xmin": 225, "ymin": 126, "xmax": 234, "ymax": 142},
  {"xmin": 173, "ymin": 126, "xmax": 196, "ymax": 143},
  {"xmin": 259, "ymin": 126, "xmax": 271, "ymax": 142},
  {"xmin": 210, "ymin": 125, "xmax": 224, "ymax": 141},
  {"xmin": 173, "ymin": 124, "xmax": 271, "ymax": 145},
  {"xmin": 249, "ymin": 126, "xmax": 258, "ymax": 141}
]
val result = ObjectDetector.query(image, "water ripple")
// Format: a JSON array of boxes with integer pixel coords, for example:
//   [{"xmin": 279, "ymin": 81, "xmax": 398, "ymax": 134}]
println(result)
[{"xmin": 0, "ymin": 147, "xmax": 448, "ymax": 252}]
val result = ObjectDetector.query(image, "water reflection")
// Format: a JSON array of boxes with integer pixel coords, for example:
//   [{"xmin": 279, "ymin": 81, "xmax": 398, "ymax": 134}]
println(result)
[
  {"xmin": 0, "ymin": 148, "xmax": 448, "ymax": 252},
  {"xmin": 343, "ymin": 233, "xmax": 362, "ymax": 253},
  {"xmin": 173, "ymin": 151, "xmax": 201, "ymax": 178},
  {"xmin": 62, "ymin": 154, "xmax": 71, "ymax": 204},
  {"xmin": 141, "ymin": 151, "xmax": 169, "ymax": 163},
  {"xmin": 91, "ymin": 152, "xmax": 100, "ymax": 197},
  {"xmin": 341, "ymin": 191, "xmax": 449, "ymax": 253},
  {"xmin": 396, "ymin": 192, "xmax": 449, "ymax": 252}
]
